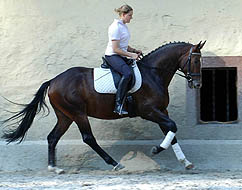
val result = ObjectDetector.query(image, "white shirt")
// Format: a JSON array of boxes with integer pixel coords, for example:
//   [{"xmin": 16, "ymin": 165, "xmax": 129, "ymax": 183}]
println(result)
[{"xmin": 105, "ymin": 19, "xmax": 130, "ymax": 56}]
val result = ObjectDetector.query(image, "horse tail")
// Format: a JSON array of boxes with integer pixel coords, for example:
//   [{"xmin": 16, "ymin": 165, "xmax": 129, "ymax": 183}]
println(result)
[{"xmin": 2, "ymin": 80, "xmax": 51, "ymax": 143}]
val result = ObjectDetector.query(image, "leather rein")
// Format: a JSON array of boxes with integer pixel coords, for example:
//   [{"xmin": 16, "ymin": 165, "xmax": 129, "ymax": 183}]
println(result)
[{"xmin": 137, "ymin": 47, "xmax": 202, "ymax": 82}]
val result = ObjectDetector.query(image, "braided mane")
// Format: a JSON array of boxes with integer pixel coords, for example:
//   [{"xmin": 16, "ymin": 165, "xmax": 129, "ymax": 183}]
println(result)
[{"xmin": 140, "ymin": 41, "xmax": 191, "ymax": 61}]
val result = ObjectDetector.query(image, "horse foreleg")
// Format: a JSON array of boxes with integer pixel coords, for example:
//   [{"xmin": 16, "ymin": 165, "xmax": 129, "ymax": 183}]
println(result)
[
  {"xmin": 145, "ymin": 110, "xmax": 177, "ymax": 155},
  {"xmin": 47, "ymin": 107, "xmax": 73, "ymax": 174},
  {"xmin": 151, "ymin": 132, "xmax": 193, "ymax": 169},
  {"xmin": 171, "ymin": 142, "xmax": 194, "ymax": 169},
  {"xmin": 151, "ymin": 132, "xmax": 175, "ymax": 155},
  {"xmin": 144, "ymin": 108, "xmax": 194, "ymax": 169},
  {"xmin": 76, "ymin": 115, "xmax": 125, "ymax": 171},
  {"xmin": 158, "ymin": 116, "xmax": 194, "ymax": 169}
]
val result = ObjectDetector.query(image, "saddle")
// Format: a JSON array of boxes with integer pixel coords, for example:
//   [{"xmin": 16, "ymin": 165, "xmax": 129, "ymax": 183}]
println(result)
[
  {"xmin": 98, "ymin": 57, "xmax": 138, "ymax": 117},
  {"xmin": 101, "ymin": 57, "xmax": 136, "ymax": 91}
]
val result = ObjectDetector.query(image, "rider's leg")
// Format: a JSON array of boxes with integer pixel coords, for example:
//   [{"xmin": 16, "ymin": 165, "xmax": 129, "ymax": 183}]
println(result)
[
  {"xmin": 114, "ymin": 75, "xmax": 130, "ymax": 115},
  {"xmin": 105, "ymin": 55, "xmax": 132, "ymax": 115}
]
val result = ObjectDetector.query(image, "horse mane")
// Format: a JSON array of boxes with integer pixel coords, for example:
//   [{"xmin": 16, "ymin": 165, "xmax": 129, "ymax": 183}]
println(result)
[{"xmin": 139, "ymin": 41, "xmax": 191, "ymax": 62}]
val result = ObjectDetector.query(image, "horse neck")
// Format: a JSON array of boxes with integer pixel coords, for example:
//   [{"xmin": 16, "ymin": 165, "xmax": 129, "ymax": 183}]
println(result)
[
  {"xmin": 158, "ymin": 52, "xmax": 180, "ymax": 87},
  {"xmin": 140, "ymin": 44, "xmax": 191, "ymax": 87}
]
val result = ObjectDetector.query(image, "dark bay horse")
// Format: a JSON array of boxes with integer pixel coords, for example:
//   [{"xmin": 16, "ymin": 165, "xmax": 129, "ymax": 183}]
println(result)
[{"xmin": 2, "ymin": 41, "xmax": 206, "ymax": 174}]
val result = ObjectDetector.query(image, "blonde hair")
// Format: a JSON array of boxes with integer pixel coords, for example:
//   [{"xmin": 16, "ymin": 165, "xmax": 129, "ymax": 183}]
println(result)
[{"xmin": 114, "ymin": 4, "xmax": 133, "ymax": 16}]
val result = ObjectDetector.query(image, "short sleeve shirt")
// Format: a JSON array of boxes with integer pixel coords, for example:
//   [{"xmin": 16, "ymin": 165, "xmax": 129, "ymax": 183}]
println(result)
[{"xmin": 105, "ymin": 19, "xmax": 130, "ymax": 56}]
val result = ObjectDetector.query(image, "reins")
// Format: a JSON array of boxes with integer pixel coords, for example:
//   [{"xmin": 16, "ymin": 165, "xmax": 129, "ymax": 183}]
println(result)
[
  {"xmin": 138, "ymin": 60, "xmax": 191, "ymax": 81},
  {"xmin": 137, "ymin": 53, "xmax": 172, "ymax": 72},
  {"xmin": 137, "ymin": 47, "xmax": 202, "ymax": 82}
]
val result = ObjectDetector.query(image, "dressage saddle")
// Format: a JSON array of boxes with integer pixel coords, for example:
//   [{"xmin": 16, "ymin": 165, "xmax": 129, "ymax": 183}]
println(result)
[
  {"xmin": 101, "ymin": 57, "xmax": 136, "ymax": 117},
  {"xmin": 101, "ymin": 57, "xmax": 136, "ymax": 90}
]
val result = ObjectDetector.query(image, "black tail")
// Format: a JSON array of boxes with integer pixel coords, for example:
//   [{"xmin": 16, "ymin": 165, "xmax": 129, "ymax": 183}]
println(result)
[{"xmin": 2, "ymin": 81, "xmax": 51, "ymax": 143}]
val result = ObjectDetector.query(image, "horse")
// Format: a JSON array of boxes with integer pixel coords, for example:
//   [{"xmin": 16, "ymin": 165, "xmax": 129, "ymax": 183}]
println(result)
[{"xmin": 1, "ymin": 41, "xmax": 206, "ymax": 174}]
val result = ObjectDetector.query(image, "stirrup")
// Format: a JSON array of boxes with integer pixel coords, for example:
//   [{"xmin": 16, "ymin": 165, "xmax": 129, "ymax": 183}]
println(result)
[
  {"xmin": 113, "ymin": 109, "xmax": 128, "ymax": 115},
  {"xmin": 113, "ymin": 104, "xmax": 128, "ymax": 115}
]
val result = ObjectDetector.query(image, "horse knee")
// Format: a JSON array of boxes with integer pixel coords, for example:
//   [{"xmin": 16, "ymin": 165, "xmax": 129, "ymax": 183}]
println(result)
[{"xmin": 168, "ymin": 120, "xmax": 177, "ymax": 133}]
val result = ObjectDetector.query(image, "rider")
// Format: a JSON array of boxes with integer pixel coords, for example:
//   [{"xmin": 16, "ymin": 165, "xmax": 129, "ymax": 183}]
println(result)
[{"xmin": 105, "ymin": 4, "xmax": 142, "ymax": 115}]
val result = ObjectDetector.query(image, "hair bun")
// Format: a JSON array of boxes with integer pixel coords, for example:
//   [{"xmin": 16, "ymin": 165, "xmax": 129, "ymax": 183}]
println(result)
[{"xmin": 114, "ymin": 4, "xmax": 133, "ymax": 16}]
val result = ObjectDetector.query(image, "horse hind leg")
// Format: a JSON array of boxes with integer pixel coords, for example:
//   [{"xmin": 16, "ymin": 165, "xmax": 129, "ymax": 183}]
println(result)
[
  {"xmin": 75, "ymin": 115, "xmax": 125, "ymax": 171},
  {"xmin": 47, "ymin": 107, "xmax": 73, "ymax": 174}
]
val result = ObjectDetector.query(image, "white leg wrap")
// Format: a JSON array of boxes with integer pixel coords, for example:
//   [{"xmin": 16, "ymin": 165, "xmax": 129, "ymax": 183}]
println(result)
[
  {"xmin": 172, "ymin": 143, "xmax": 186, "ymax": 161},
  {"xmin": 48, "ymin": 166, "xmax": 65, "ymax": 174},
  {"xmin": 160, "ymin": 131, "xmax": 175, "ymax": 149},
  {"xmin": 182, "ymin": 159, "xmax": 193, "ymax": 168},
  {"xmin": 172, "ymin": 143, "xmax": 193, "ymax": 168}
]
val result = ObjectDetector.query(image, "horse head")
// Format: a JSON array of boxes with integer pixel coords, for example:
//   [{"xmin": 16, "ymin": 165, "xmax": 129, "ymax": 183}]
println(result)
[{"xmin": 179, "ymin": 41, "xmax": 206, "ymax": 89}]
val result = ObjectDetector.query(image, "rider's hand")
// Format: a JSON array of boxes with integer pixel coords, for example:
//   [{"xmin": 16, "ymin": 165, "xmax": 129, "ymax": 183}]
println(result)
[
  {"xmin": 136, "ymin": 50, "xmax": 143, "ymax": 55},
  {"xmin": 135, "ymin": 50, "xmax": 143, "ymax": 60},
  {"xmin": 130, "ymin": 53, "xmax": 139, "ymax": 60}
]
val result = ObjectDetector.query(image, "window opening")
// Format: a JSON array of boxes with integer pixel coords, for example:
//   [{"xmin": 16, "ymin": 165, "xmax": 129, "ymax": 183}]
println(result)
[{"xmin": 200, "ymin": 67, "xmax": 238, "ymax": 123}]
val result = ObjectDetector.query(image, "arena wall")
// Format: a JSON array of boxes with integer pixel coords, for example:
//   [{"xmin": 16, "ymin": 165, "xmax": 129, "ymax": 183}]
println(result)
[{"xmin": 0, "ymin": 0, "xmax": 242, "ymax": 142}]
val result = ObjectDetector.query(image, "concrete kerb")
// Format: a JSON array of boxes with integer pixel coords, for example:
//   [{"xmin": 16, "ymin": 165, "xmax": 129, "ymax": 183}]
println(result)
[{"xmin": 1, "ymin": 140, "xmax": 242, "ymax": 172}]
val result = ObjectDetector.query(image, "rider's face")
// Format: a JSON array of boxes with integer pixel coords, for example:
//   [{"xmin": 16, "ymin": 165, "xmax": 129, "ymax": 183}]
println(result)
[{"xmin": 121, "ymin": 11, "xmax": 133, "ymax": 24}]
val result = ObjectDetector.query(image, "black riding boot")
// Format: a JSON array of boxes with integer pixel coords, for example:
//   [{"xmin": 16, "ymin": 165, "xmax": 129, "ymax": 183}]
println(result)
[{"xmin": 114, "ymin": 76, "xmax": 130, "ymax": 115}]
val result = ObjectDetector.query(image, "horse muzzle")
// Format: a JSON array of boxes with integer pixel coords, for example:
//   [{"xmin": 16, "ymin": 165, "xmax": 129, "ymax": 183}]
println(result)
[{"xmin": 188, "ymin": 80, "xmax": 202, "ymax": 89}]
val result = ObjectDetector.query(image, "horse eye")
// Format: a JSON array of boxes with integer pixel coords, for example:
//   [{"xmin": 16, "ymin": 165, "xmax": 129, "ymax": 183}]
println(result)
[{"xmin": 194, "ymin": 60, "xmax": 200, "ymax": 64}]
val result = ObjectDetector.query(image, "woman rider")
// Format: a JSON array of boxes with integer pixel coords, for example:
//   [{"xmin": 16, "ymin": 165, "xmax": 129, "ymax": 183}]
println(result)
[{"xmin": 105, "ymin": 4, "xmax": 142, "ymax": 115}]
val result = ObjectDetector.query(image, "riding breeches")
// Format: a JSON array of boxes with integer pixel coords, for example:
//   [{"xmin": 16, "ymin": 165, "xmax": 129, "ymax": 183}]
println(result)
[{"xmin": 105, "ymin": 55, "xmax": 132, "ymax": 80}]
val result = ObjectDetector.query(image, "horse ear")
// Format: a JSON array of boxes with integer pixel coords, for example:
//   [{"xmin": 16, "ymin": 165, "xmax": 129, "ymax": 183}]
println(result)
[
  {"xmin": 199, "ymin": 40, "xmax": 206, "ymax": 50},
  {"xmin": 194, "ymin": 41, "xmax": 202, "ymax": 51},
  {"xmin": 194, "ymin": 40, "xmax": 206, "ymax": 51}
]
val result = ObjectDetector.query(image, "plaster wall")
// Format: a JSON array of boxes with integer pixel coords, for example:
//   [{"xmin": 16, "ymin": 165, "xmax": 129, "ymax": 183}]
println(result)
[{"xmin": 0, "ymin": 0, "xmax": 242, "ymax": 141}]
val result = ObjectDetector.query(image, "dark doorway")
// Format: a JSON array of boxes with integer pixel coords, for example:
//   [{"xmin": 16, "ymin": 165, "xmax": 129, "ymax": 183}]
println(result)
[{"xmin": 200, "ymin": 67, "xmax": 238, "ymax": 123}]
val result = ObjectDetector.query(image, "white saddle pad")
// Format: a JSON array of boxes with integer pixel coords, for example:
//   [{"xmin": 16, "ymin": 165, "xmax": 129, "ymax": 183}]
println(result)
[{"xmin": 94, "ymin": 63, "xmax": 142, "ymax": 94}]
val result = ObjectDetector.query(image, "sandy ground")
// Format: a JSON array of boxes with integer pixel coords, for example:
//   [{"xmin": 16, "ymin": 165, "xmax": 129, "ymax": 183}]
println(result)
[
  {"xmin": 2, "ymin": 141, "xmax": 242, "ymax": 189},
  {"xmin": 0, "ymin": 171, "xmax": 242, "ymax": 190},
  {"xmin": 2, "ymin": 140, "xmax": 242, "ymax": 189},
  {"xmin": 1, "ymin": 169, "xmax": 242, "ymax": 190}
]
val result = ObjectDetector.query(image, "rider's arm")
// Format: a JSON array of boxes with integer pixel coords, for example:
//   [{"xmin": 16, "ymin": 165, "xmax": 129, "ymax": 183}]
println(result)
[
  {"xmin": 127, "ymin": 46, "xmax": 142, "ymax": 54},
  {"xmin": 112, "ymin": 40, "xmax": 138, "ymax": 59}
]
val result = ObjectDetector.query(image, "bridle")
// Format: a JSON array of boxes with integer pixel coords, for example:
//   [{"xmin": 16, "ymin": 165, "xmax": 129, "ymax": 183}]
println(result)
[
  {"xmin": 137, "ymin": 47, "xmax": 202, "ymax": 82},
  {"xmin": 176, "ymin": 47, "xmax": 202, "ymax": 82}
]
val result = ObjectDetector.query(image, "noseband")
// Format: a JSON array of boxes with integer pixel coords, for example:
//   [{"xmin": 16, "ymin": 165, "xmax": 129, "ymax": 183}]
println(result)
[{"xmin": 177, "ymin": 47, "xmax": 202, "ymax": 82}]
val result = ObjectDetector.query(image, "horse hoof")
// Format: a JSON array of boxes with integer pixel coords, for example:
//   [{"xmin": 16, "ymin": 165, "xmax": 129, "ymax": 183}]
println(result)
[
  {"xmin": 185, "ymin": 164, "xmax": 194, "ymax": 170},
  {"xmin": 113, "ymin": 163, "xmax": 125, "ymax": 171},
  {"xmin": 151, "ymin": 146, "xmax": 159, "ymax": 156},
  {"xmin": 48, "ymin": 166, "xmax": 65, "ymax": 175}
]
